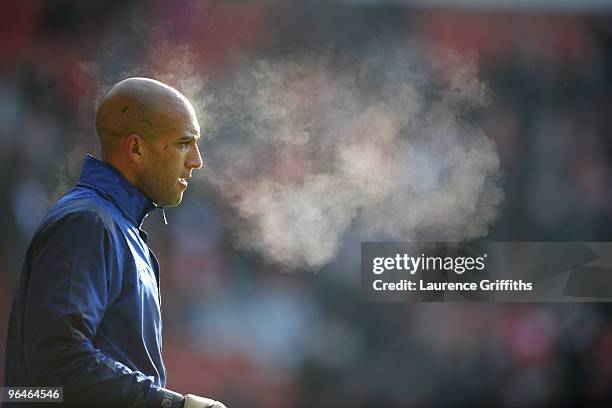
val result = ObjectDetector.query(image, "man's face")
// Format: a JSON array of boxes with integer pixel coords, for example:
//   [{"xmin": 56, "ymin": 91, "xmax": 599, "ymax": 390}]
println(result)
[{"xmin": 139, "ymin": 114, "xmax": 203, "ymax": 207}]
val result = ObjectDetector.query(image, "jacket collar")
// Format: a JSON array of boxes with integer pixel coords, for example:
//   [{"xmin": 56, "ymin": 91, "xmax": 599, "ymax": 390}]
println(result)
[{"xmin": 76, "ymin": 154, "xmax": 157, "ymax": 226}]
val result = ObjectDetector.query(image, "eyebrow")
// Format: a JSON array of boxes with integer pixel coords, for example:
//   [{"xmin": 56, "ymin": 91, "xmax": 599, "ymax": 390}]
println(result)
[{"xmin": 176, "ymin": 134, "xmax": 201, "ymax": 142}]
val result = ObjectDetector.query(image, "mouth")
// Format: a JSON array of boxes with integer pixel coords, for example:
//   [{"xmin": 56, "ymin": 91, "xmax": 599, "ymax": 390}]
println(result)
[{"xmin": 178, "ymin": 177, "xmax": 188, "ymax": 188}]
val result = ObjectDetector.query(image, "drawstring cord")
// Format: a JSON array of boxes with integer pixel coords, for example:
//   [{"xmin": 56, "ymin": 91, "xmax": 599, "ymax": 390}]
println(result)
[{"xmin": 161, "ymin": 207, "xmax": 168, "ymax": 226}]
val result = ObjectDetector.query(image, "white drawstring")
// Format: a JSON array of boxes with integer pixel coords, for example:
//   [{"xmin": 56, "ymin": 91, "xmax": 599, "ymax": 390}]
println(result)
[{"xmin": 161, "ymin": 208, "xmax": 168, "ymax": 226}]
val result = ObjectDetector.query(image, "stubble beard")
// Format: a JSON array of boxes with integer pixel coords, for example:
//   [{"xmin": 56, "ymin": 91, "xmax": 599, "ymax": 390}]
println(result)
[{"xmin": 142, "ymin": 168, "xmax": 183, "ymax": 207}]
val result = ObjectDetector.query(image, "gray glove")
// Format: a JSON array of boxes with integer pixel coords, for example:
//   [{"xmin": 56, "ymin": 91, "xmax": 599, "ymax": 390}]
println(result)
[{"xmin": 183, "ymin": 394, "xmax": 227, "ymax": 408}]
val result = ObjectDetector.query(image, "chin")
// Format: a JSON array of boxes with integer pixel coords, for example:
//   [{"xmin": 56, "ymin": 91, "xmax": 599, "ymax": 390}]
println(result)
[{"xmin": 161, "ymin": 194, "xmax": 183, "ymax": 208}]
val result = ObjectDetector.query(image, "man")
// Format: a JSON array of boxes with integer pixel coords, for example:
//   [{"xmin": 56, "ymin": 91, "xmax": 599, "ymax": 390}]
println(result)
[{"xmin": 3, "ymin": 78, "xmax": 227, "ymax": 408}]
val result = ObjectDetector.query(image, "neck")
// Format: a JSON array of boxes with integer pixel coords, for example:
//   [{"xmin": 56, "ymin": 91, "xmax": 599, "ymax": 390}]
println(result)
[{"xmin": 102, "ymin": 154, "xmax": 141, "ymax": 191}]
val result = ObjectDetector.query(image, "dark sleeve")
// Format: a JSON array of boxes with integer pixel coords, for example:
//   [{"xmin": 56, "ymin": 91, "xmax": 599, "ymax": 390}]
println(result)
[{"xmin": 22, "ymin": 211, "xmax": 183, "ymax": 408}]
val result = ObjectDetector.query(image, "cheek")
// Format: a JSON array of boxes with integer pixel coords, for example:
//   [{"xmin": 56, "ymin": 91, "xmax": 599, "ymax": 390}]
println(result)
[
  {"xmin": 160, "ymin": 152, "xmax": 184, "ymax": 180},
  {"xmin": 172, "ymin": 149, "xmax": 189, "ymax": 170},
  {"xmin": 151, "ymin": 147, "xmax": 185, "ymax": 176},
  {"xmin": 146, "ymin": 156, "xmax": 169, "ymax": 182}
]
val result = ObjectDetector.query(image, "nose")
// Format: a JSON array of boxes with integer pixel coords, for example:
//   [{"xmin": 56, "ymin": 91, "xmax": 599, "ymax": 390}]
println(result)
[{"xmin": 187, "ymin": 142, "xmax": 203, "ymax": 171}]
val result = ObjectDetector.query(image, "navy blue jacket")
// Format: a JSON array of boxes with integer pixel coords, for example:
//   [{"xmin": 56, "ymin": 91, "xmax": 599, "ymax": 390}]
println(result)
[{"xmin": 3, "ymin": 155, "xmax": 182, "ymax": 407}]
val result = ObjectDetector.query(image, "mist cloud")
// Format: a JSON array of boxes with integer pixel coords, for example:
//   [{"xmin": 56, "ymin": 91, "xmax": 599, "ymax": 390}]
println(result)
[{"xmin": 200, "ymin": 45, "xmax": 503, "ymax": 270}]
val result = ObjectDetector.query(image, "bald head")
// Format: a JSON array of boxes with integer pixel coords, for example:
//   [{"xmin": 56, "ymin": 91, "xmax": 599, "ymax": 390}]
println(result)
[
  {"xmin": 93, "ymin": 77, "xmax": 203, "ymax": 207},
  {"xmin": 95, "ymin": 77, "xmax": 198, "ymax": 158}
]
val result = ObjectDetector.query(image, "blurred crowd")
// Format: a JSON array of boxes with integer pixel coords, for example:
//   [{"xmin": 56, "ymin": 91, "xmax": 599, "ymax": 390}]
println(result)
[{"xmin": 1, "ymin": 1, "xmax": 612, "ymax": 406}]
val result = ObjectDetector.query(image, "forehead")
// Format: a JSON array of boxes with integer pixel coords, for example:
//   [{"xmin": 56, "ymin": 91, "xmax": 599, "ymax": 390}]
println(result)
[
  {"xmin": 180, "ymin": 113, "xmax": 200, "ymax": 135},
  {"xmin": 178, "ymin": 100, "xmax": 200, "ymax": 133},
  {"xmin": 161, "ymin": 111, "xmax": 200, "ymax": 140}
]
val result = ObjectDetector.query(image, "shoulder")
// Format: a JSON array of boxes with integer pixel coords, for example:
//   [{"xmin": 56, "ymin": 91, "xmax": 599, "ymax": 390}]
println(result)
[{"xmin": 37, "ymin": 187, "xmax": 119, "ymax": 239}]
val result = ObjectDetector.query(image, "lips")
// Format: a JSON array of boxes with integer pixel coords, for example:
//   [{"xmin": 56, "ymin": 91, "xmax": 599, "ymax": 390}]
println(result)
[{"xmin": 178, "ymin": 177, "xmax": 188, "ymax": 188}]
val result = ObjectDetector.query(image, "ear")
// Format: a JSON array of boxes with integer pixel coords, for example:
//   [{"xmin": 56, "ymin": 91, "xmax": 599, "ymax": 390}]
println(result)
[{"xmin": 125, "ymin": 133, "xmax": 144, "ymax": 164}]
